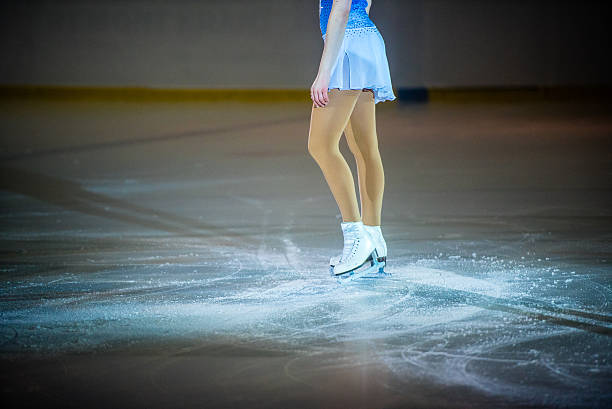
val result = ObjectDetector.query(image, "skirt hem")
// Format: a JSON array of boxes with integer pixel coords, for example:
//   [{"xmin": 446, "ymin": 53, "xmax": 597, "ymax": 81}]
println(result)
[{"xmin": 327, "ymin": 85, "xmax": 396, "ymax": 104}]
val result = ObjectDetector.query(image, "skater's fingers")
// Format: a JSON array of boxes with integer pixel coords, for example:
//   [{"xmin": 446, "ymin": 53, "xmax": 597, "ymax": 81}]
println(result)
[
  {"xmin": 323, "ymin": 88, "xmax": 329, "ymax": 104},
  {"xmin": 317, "ymin": 89, "xmax": 327, "ymax": 107},
  {"xmin": 314, "ymin": 89, "xmax": 322, "ymax": 108}
]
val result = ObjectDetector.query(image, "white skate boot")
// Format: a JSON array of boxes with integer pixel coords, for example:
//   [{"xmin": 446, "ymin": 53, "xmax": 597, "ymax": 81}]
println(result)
[
  {"xmin": 330, "ymin": 223, "xmax": 388, "ymax": 275},
  {"xmin": 331, "ymin": 221, "xmax": 383, "ymax": 280},
  {"xmin": 363, "ymin": 224, "xmax": 388, "ymax": 275},
  {"xmin": 329, "ymin": 221, "xmax": 362, "ymax": 268}
]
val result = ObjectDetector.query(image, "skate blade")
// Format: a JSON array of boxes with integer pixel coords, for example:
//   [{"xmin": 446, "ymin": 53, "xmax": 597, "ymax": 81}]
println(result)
[
  {"xmin": 361, "ymin": 262, "xmax": 391, "ymax": 279},
  {"xmin": 332, "ymin": 252, "xmax": 390, "ymax": 282},
  {"xmin": 331, "ymin": 252, "xmax": 374, "ymax": 277}
]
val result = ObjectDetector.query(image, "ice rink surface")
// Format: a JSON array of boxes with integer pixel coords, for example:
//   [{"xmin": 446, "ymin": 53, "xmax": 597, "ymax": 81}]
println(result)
[{"xmin": 0, "ymin": 96, "xmax": 611, "ymax": 408}]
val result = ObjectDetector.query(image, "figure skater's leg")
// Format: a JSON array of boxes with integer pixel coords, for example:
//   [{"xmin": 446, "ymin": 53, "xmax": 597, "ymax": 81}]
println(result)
[
  {"xmin": 344, "ymin": 89, "xmax": 385, "ymax": 226},
  {"xmin": 308, "ymin": 89, "xmax": 362, "ymax": 222}
]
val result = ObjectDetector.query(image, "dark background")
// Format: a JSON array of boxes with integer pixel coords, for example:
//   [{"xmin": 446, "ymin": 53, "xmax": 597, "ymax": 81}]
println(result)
[{"xmin": 1, "ymin": 0, "xmax": 611, "ymax": 90}]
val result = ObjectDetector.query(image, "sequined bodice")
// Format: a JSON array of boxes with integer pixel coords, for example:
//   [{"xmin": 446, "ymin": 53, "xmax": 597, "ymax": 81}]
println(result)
[{"xmin": 319, "ymin": 0, "xmax": 376, "ymax": 38}]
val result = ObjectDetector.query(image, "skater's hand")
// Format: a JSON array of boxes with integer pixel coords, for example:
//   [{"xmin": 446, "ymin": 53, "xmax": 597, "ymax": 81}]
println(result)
[{"xmin": 311, "ymin": 73, "xmax": 330, "ymax": 108}]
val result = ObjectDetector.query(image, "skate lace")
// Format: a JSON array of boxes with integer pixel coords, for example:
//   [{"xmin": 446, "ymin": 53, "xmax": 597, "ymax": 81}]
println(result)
[{"xmin": 340, "ymin": 227, "xmax": 361, "ymax": 263}]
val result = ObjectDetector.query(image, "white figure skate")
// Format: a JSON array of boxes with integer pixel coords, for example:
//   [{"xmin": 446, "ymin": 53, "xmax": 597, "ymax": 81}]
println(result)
[
  {"xmin": 330, "ymin": 221, "xmax": 384, "ymax": 281},
  {"xmin": 330, "ymin": 222, "xmax": 388, "ymax": 277},
  {"xmin": 363, "ymin": 224, "xmax": 388, "ymax": 276}
]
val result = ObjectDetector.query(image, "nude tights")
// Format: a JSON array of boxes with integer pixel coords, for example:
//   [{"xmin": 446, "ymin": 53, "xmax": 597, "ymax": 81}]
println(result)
[{"xmin": 307, "ymin": 88, "xmax": 384, "ymax": 225}]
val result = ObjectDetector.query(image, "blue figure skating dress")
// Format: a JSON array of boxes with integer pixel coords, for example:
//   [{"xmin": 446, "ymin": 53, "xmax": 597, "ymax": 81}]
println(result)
[{"xmin": 319, "ymin": 0, "xmax": 396, "ymax": 104}]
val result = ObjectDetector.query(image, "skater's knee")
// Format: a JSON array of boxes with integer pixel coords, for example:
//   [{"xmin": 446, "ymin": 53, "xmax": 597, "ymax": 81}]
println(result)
[
  {"xmin": 353, "ymin": 139, "xmax": 380, "ymax": 159},
  {"xmin": 307, "ymin": 140, "xmax": 321, "ymax": 159},
  {"xmin": 346, "ymin": 140, "xmax": 362, "ymax": 158},
  {"xmin": 361, "ymin": 144, "xmax": 381, "ymax": 160},
  {"xmin": 308, "ymin": 140, "xmax": 336, "ymax": 160}
]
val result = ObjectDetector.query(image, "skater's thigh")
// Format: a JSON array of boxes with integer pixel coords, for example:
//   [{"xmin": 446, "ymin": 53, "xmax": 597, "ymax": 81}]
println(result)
[
  {"xmin": 309, "ymin": 89, "xmax": 361, "ymax": 149},
  {"xmin": 345, "ymin": 90, "xmax": 378, "ymax": 151}
]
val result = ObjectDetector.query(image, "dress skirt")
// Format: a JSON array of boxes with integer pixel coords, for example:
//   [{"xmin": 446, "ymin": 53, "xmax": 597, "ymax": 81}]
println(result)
[{"xmin": 323, "ymin": 26, "xmax": 396, "ymax": 104}]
